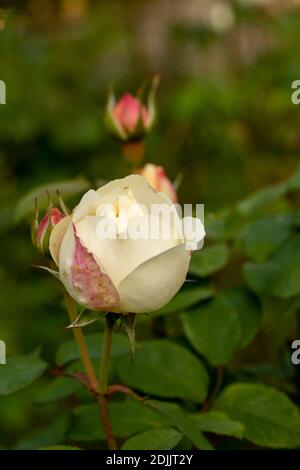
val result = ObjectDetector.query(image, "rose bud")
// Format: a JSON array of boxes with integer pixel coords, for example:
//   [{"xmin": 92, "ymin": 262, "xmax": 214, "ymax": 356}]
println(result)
[
  {"xmin": 139, "ymin": 163, "xmax": 177, "ymax": 203},
  {"xmin": 49, "ymin": 175, "xmax": 205, "ymax": 314},
  {"xmin": 32, "ymin": 193, "xmax": 67, "ymax": 256},
  {"xmin": 105, "ymin": 76, "xmax": 159, "ymax": 143}
]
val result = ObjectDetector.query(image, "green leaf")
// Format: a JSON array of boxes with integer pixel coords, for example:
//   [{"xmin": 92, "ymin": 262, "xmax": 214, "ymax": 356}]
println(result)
[
  {"xmin": 15, "ymin": 176, "xmax": 90, "ymax": 222},
  {"xmin": 56, "ymin": 333, "xmax": 129, "ymax": 366},
  {"xmin": 69, "ymin": 398, "xmax": 171, "ymax": 441},
  {"xmin": 115, "ymin": 339, "xmax": 209, "ymax": 402},
  {"xmin": 15, "ymin": 415, "xmax": 69, "ymax": 450},
  {"xmin": 240, "ymin": 214, "xmax": 291, "ymax": 262},
  {"xmin": 0, "ymin": 354, "xmax": 47, "ymax": 395},
  {"xmin": 147, "ymin": 400, "xmax": 213, "ymax": 450},
  {"xmin": 191, "ymin": 410, "xmax": 244, "ymax": 439},
  {"xmin": 181, "ymin": 295, "xmax": 241, "ymax": 366},
  {"xmin": 236, "ymin": 183, "xmax": 286, "ymax": 217},
  {"xmin": 38, "ymin": 446, "xmax": 81, "ymax": 450},
  {"xmin": 122, "ymin": 428, "xmax": 182, "ymax": 450},
  {"xmin": 67, "ymin": 310, "xmax": 105, "ymax": 328},
  {"xmin": 286, "ymin": 164, "xmax": 300, "ymax": 191},
  {"xmin": 35, "ymin": 377, "xmax": 81, "ymax": 404},
  {"xmin": 189, "ymin": 243, "xmax": 229, "ymax": 277},
  {"xmin": 205, "ymin": 210, "xmax": 246, "ymax": 242},
  {"xmin": 149, "ymin": 283, "xmax": 214, "ymax": 319},
  {"xmin": 221, "ymin": 287, "xmax": 261, "ymax": 348},
  {"xmin": 215, "ymin": 383, "xmax": 300, "ymax": 448},
  {"xmin": 244, "ymin": 235, "xmax": 300, "ymax": 298}
]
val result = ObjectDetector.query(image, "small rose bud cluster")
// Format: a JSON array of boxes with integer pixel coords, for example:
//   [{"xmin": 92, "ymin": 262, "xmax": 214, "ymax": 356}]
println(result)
[
  {"xmin": 28, "ymin": 75, "xmax": 205, "ymax": 348},
  {"xmin": 32, "ymin": 192, "xmax": 69, "ymax": 256}
]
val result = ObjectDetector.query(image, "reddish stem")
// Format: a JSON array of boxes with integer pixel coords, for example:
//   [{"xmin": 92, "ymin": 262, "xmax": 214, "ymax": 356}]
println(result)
[
  {"xmin": 107, "ymin": 384, "xmax": 145, "ymax": 401},
  {"xmin": 97, "ymin": 394, "xmax": 117, "ymax": 450}
]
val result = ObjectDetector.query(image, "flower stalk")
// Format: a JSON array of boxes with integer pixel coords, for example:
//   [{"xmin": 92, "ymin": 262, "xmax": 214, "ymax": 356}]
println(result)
[
  {"xmin": 97, "ymin": 314, "xmax": 117, "ymax": 450},
  {"xmin": 122, "ymin": 141, "xmax": 145, "ymax": 169},
  {"xmin": 64, "ymin": 295, "xmax": 117, "ymax": 449},
  {"xmin": 97, "ymin": 394, "xmax": 117, "ymax": 450},
  {"xmin": 98, "ymin": 314, "xmax": 114, "ymax": 394},
  {"xmin": 64, "ymin": 293, "xmax": 98, "ymax": 391}
]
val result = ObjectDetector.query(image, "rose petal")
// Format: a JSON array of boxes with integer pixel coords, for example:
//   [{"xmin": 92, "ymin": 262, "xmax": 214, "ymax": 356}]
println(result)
[
  {"xmin": 49, "ymin": 215, "xmax": 72, "ymax": 266},
  {"xmin": 75, "ymin": 212, "xmax": 182, "ymax": 288},
  {"xmin": 72, "ymin": 189, "xmax": 102, "ymax": 224},
  {"xmin": 117, "ymin": 243, "xmax": 191, "ymax": 313},
  {"xmin": 59, "ymin": 224, "xmax": 120, "ymax": 311},
  {"xmin": 114, "ymin": 93, "xmax": 148, "ymax": 132},
  {"xmin": 96, "ymin": 175, "xmax": 172, "ymax": 210},
  {"xmin": 140, "ymin": 164, "xmax": 177, "ymax": 203}
]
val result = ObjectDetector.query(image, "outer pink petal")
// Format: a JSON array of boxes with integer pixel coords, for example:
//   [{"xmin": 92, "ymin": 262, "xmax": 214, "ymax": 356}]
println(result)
[{"xmin": 71, "ymin": 227, "xmax": 120, "ymax": 311}]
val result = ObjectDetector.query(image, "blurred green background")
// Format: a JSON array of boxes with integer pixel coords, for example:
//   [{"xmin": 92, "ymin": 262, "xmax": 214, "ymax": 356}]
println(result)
[{"xmin": 1, "ymin": 0, "xmax": 300, "ymax": 449}]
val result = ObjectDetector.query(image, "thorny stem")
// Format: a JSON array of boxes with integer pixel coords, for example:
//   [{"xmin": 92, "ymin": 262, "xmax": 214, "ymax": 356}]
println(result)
[{"xmin": 64, "ymin": 293, "xmax": 98, "ymax": 391}]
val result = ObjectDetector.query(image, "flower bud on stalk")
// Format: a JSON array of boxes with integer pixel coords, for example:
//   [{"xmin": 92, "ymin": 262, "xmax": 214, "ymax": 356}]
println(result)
[
  {"xmin": 48, "ymin": 175, "xmax": 205, "ymax": 314},
  {"xmin": 104, "ymin": 76, "xmax": 159, "ymax": 145},
  {"xmin": 138, "ymin": 163, "xmax": 177, "ymax": 203},
  {"xmin": 32, "ymin": 193, "xmax": 68, "ymax": 256}
]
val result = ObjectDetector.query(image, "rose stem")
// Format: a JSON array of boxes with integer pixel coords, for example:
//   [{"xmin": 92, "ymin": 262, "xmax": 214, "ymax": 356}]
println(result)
[
  {"xmin": 64, "ymin": 293, "xmax": 98, "ymax": 391},
  {"xmin": 64, "ymin": 295, "xmax": 116, "ymax": 449},
  {"xmin": 122, "ymin": 141, "xmax": 145, "ymax": 170},
  {"xmin": 97, "ymin": 314, "xmax": 117, "ymax": 450},
  {"xmin": 200, "ymin": 365, "xmax": 224, "ymax": 413}
]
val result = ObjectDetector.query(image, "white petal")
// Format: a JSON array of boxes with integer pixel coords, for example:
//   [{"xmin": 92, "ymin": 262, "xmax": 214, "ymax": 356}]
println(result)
[
  {"xmin": 75, "ymin": 213, "xmax": 182, "ymax": 287},
  {"xmin": 49, "ymin": 215, "xmax": 72, "ymax": 266},
  {"xmin": 97, "ymin": 174, "xmax": 171, "ymax": 210},
  {"xmin": 72, "ymin": 189, "xmax": 102, "ymax": 224},
  {"xmin": 117, "ymin": 243, "xmax": 191, "ymax": 313},
  {"xmin": 58, "ymin": 222, "xmax": 77, "ymax": 298}
]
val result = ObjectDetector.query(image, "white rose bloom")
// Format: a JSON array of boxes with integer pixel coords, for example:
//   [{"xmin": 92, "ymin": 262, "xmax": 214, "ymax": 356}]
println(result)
[{"xmin": 49, "ymin": 175, "xmax": 205, "ymax": 314}]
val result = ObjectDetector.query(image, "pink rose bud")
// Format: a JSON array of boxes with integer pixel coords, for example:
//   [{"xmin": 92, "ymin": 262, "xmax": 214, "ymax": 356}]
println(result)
[
  {"xmin": 32, "ymin": 193, "xmax": 67, "ymax": 256},
  {"xmin": 139, "ymin": 163, "xmax": 177, "ymax": 203},
  {"xmin": 105, "ymin": 76, "xmax": 159, "ymax": 143},
  {"xmin": 114, "ymin": 94, "xmax": 148, "ymax": 133}
]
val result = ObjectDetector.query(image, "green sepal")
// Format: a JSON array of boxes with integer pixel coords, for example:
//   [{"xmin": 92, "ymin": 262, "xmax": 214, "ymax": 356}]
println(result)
[
  {"xmin": 122, "ymin": 312, "xmax": 137, "ymax": 360},
  {"xmin": 31, "ymin": 198, "xmax": 39, "ymax": 247},
  {"xmin": 67, "ymin": 309, "xmax": 106, "ymax": 328},
  {"xmin": 146, "ymin": 74, "xmax": 160, "ymax": 132},
  {"xmin": 32, "ymin": 265, "xmax": 60, "ymax": 280},
  {"xmin": 56, "ymin": 190, "xmax": 71, "ymax": 215},
  {"xmin": 104, "ymin": 88, "xmax": 128, "ymax": 142}
]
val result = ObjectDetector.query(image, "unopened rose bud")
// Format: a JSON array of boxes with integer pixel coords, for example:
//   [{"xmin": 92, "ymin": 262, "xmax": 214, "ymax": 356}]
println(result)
[
  {"xmin": 114, "ymin": 94, "xmax": 148, "ymax": 133},
  {"xmin": 105, "ymin": 76, "xmax": 159, "ymax": 143},
  {"xmin": 32, "ymin": 195, "xmax": 66, "ymax": 256},
  {"xmin": 49, "ymin": 175, "xmax": 205, "ymax": 314},
  {"xmin": 139, "ymin": 163, "xmax": 177, "ymax": 203}
]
